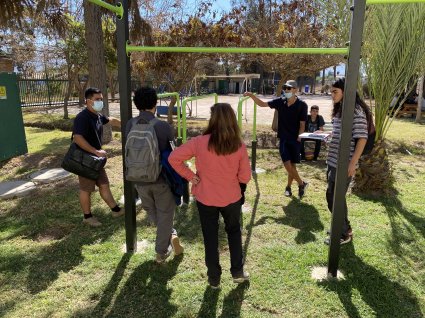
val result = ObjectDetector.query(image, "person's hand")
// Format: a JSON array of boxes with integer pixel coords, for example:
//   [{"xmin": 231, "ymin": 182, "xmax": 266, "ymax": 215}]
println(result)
[
  {"xmin": 191, "ymin": 175, "xmax": 200, "ymax": 185},
  {"xmin": 243, "ymin": 92, "xmax": 253, "ymax": 98},
  {"xmin": 314, "ymin": 130, "xmax": 325, "ymax": 134},
  {"xmin": 297, "ymin": 137, "xmax": 301, "ymax": 142},
  {"xmin": 348, "ymin": 161, "xmax": 357, "ymax": 177},
  {"xmin": 95, "ymin": 149, "xmax": 107, "ymax": 158}
]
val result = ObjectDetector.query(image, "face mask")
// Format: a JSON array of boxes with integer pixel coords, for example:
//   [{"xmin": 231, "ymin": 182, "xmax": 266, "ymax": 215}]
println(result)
[
  {"xmin": 284, "ymin": 92, "xmax": 293, "ymax": 99},
  {"xmin": 92, "ymin": 100, "xmax": 104, "ymax": 112}
]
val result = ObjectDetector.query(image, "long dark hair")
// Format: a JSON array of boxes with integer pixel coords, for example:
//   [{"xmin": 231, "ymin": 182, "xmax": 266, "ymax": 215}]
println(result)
[
  {"xmin": 203, "ymin": 103, "xmax": 242, "ymax": 155},
  {"xmin": 331, "ymin": 78, "xmax": 371, "ymax": 118}
]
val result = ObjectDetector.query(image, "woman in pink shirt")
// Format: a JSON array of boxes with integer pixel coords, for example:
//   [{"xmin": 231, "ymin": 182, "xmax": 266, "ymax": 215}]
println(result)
[{"xmin": 168, "ymin": 103, "xmax": 251, "ymax": 289}]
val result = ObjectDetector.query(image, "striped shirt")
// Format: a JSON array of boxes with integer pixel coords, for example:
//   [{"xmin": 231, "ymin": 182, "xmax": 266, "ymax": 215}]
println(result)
[{"xmin": 326, "ymin": 104, "xmax": 368, "ymax": 168}]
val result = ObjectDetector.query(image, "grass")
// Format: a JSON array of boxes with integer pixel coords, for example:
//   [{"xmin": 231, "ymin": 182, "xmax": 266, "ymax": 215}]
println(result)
[{"xmin": 0, "ymin": 119, "xmax": 424, "ymax": 317}]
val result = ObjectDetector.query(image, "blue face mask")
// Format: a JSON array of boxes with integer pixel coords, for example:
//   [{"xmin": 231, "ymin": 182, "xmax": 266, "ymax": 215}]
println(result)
[
  {"xmin": 92, "ymin": 100, "xmax": 104, "ymax": 112},
  {"xmin": 284, "ymin": 92, "xmax": 293, "ymax": 99}
]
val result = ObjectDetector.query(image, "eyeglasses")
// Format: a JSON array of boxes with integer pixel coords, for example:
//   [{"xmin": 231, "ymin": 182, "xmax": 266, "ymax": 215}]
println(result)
[{"xmin": 283, "ymin": 87, "xmax": 292, "ymax": 91}]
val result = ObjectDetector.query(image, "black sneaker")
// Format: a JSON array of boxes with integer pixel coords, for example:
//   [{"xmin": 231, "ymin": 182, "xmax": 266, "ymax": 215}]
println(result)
[
  {"xmin": 326, "ymin": 228, "xmax": 353, "ymax": 236},
  {"xmin": 208, "ymin": 277, "xmax": 220, "ymax": 289},
  {"xmin": 233, "ymin": 271, "xmax": 250, "ymax": 283},
  {"xmin": 298, "ymin": 181, "xmax": 308, "ymax": 199},
  {"xmin": 284, "ymin": 186, "xmax": 292, "ymax": 197}
]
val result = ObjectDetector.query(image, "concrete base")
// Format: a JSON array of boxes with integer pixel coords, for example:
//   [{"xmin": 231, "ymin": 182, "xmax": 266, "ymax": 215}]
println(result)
[
  {"xmin": 242, "ymin": 204, "xmax": 252, "ymax": 214},
  {"xmin": 0, "ymin": 181, "xmax": 37, "ymax": 199},
  {"xmin": 121, "ymin": 239, "xmax": 152, "ymax": 254},
  {"xmin": 311, "ymin": 266, "xmax": 345, "ymax": 281},
  {"xmin": 253, "ymin": 168, "xmax": 266, "ymax": 174},
  {"xmin": 30, "ymin": 168, "xmax": 71, "ymax": 184},
  {"xmin": 119, "ymin": 194, "xmax": 142, "ymax": 206}
]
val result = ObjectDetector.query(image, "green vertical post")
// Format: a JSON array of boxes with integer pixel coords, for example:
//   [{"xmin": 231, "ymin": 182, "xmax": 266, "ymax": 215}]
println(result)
[
  {"xmin": 328, "ymin": 0, "xmax": 367, "ymax": 277},
  {"xmin": 115, "ymin": 0, "xmax": 137, "ymax": 253},
  {"xmin": 181, "ymin": 93, "xmax": 218, "ymax": 143}
]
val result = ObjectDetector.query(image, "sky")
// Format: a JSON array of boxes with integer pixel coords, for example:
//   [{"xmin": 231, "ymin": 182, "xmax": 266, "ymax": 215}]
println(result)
[{"xmin": 211, "ymin": 0, "xmax": 232, "ymax": 12}]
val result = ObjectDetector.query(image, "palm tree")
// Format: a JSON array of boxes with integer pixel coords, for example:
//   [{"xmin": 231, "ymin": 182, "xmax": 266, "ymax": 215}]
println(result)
[{"xmin": 353, "ymin": 3, "xmax": 425, "ymax": 194}]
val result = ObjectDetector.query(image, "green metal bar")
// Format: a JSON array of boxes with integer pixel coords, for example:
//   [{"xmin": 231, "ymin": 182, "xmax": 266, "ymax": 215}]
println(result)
[
  {"xmin": 87, "ymin": 0, "xmax": 123, "ymax": 18},
  {"xmin": 367, "ymin": 0, "xmax": 425, "ymax": 3},
  {"xmin": 158, "ymin": 92, "xmax": 181, "ymax": 141},
  {"xmin": 181, "ymin": 93, "xmax": 218, "ymax": 142},
  {"xmin": 237, "ymin": 95, "xmax": 253, "ymax": 129},
  {"xmin": 126, "ymin": 45, "xmax": 349, "ymax": 55}
]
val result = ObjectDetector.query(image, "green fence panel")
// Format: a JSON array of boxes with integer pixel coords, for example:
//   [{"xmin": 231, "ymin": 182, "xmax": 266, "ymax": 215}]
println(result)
[{"xmin": 0, "ymin": 73, "xmax": 28, "ymax": 161}]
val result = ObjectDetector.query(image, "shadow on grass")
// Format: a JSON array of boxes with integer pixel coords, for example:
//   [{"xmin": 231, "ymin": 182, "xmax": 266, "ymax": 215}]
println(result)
[
  {"xmin": 253, "ymin": 199, "xmax": 323, "ymax": 244},
  {"xmin": 319, "ymin": 244, "xmax": 422, "ymax": 318},
  {"xmin": 103, "ymin": 255, "xmax": 183, "ymax": 317},
  {"xmin": 0, "ymin": 177, "xmax": 123, "ymax": 297},
  {"xmin": 196, "ymin": 281, "xmax": 250, "ymax": 318},
  {"xmin": 357, "ymin": 191, "xmax": 425, "ymax": 267},
  {"xmin": 242, "ymin": 173, "xmax": 260, "ymax": 261}
]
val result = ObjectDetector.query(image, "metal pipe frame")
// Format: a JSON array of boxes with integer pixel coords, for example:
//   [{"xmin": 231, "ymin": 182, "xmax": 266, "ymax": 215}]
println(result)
[
  {"xmin": 181, "ymin": 93, "xmax": 218, "ymax": 142},
  {"xmin": 87, "ymin": 0, "xmax": 123, "ymax": 18},
  {"xmin": 126, "ymin": 46, "xmax": 349, "ymax": 55},
  {"xmin": 327, "ymin": 0, "xmax": 367, "ymax": 277},
  {"xmin": 157, "ymin": 92, "xmax": 181, "ymax": 143},
  {"xmin": 367, "ymin": 0, "xmax": 425, "ymax": 4},
  {"xmin": 115, "ymin": 0, "xmax": 136, "ymax": 253}
]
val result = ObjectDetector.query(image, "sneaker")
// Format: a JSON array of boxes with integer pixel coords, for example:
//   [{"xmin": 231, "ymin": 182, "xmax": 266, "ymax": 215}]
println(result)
[
  {"xmin": 155, "ymin": 249, "xmax": 172, "ymax": 264},
  {"xmin": 298, "ymin": 181, "xmax": 308, "ymax": 199},
  {"xmin": 208, "ymin": 277, "xmax": 220, "ymax": 289},
  {"xmin": 112, "ymin": 208, "xmax": 125, "ymax": 218},
  {"xmin": 327, "ymin": 228, "xmax": 353, "ymax": 236},
  {"xmin": 83, "ymin": 216, "xmax": 102, "ymax": 227},
  {"xmin": 233, "ymin": 271, "xmax": 250, "ymax": 283},
  {"xmin": 284, "ymin": 186, "xmax": 292, "ymax": 197},
  {"xmin": 324, "ymin": 234, "xmax": 352, "ymax": 246},
  {"xmin": 171, "ymin": 234, "xmax": 184, "ymax": 256}
]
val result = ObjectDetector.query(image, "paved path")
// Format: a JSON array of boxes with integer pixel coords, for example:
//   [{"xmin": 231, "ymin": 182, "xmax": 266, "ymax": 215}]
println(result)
[{"xmin": 59, "ymin": 94, "xmax": 334, "ymax": 126}]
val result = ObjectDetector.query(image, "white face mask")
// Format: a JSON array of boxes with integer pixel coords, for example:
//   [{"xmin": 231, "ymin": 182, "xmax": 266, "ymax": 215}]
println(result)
[
  {"xmin": 284, "ymin": 92, "xmax": 293, "ymax": 99},
  {"xmin": 92, "ymin": 100, "xmax": 104, "ymax": 112}
]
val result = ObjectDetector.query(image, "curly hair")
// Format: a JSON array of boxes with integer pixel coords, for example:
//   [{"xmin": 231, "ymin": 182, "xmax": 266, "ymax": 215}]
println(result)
[{"xmin": 133, "ymin": 87, "xmax": 157, "ymax": 110}]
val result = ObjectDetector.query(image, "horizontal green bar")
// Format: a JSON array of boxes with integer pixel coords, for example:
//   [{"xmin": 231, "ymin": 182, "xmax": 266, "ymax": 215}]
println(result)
[
  {"xmin": 367, "ymin": 0, "xmax": 425, "ymax": 3},
  {"xmin": 87, "ymin": 0, "xmax": 123, "ymax": 18},
  {"xmin": 183, "ymin": 93, "xmax": 218, "ymax": 103},
  {"xmin": 126, "ymin": 45, "xmax": 349, "ymax": 55}
]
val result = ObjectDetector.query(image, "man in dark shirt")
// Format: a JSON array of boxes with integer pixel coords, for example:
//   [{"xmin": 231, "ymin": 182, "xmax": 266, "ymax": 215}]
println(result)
[
  {"xmin": 73, "ymin": 87, "xmax": 123, "ymax": 227},
  {"xmin": 125, "ymin": 87, "xmax": 183, "ymax": 264},
  {"xmin": 244, "ymin": 80, "xmax": 309, "ymax": 199},
  {"xmin": 300, "ymin": 105, "xmax": 325, "ymax": 161}
]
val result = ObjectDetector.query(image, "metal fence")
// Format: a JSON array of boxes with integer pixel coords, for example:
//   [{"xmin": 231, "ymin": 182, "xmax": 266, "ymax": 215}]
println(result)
[{"xmin": 17, "ymin": 73, "xmax": 79, "ymax": 108}]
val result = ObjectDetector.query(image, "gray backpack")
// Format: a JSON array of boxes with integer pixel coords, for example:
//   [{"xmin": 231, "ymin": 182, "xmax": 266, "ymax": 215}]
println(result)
[{"xmin": 125, "ymin": 117, "xmax": 161, "ymax": 182}]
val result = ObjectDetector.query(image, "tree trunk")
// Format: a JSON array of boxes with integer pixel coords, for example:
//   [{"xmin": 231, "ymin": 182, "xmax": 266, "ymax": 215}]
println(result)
[
  {"xmin": 63, "ymin": 67, "xmax": 72, "ymax": 120},
  {"xmin": 275, "ymin": 78, "xmax": 285, "ymax": 97},
  {"xmin": 416, "ymin": 75, "xmax": 423, "ymax": 123},
  {"xmin": 83, "ymin": 1, "xmax": 112, "ymax": 144},
  {"xmin": 352, "ymin": 140, "xmax": 393, "ymax": 195},
  {"xmin": 333, "ymin": 65, "xmax": 337, "ymax": 80}
]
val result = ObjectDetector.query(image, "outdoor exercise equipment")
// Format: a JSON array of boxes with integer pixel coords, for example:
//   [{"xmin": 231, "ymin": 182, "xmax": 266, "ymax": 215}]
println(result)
[
  {"xmin": 181, "ymin": 93, "xmax": 218, "ymax": 143},
  {"xmin": 88, "ymin": 0, "xmax": 425, "ymax": 277},
  {"xmin": 157, "ymin": 92, "xmax": 182, "ymax": 144},
  {"xmin": 237, "ymin": 95, "xmax": 262, "ymax": 173}
]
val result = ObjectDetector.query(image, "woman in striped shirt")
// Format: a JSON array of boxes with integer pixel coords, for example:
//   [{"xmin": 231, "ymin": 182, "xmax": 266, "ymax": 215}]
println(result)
[{"xmin": 325, "ymin": 78, "xmax": 369, "ymax": 245}]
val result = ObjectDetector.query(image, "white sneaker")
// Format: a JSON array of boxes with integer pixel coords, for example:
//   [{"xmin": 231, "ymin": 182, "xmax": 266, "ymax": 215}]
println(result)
[{"xmin": 83, "ymin": 216, "xmax": 102, "ymax": 227}]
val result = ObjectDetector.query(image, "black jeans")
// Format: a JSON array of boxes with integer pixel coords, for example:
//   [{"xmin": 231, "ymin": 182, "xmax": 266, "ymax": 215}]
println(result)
[
  {"xmin": 326, "ymin": 166, "xmax": 352, "ymax": 236},
  {"xmin": 301, "ymin": 138, "xmax": 321, "ymax": 160},
  {"xmin": 196, "ymin": 200, "xmax": 244, "ymax": 280}
]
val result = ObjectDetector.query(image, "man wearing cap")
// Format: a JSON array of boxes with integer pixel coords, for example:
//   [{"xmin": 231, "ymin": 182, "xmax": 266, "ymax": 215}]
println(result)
[{"xmin": 244, "ymin": 80, "xmax": 309, "ymax": 199}]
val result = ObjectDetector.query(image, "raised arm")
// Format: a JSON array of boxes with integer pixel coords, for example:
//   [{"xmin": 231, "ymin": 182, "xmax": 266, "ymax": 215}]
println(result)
[{"xmin": 243, "ymin": 92, "xmax": 269, "ymax": 108}]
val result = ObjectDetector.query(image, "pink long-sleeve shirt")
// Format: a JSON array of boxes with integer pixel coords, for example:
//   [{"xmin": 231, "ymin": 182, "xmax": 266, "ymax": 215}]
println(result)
[{"xmin": 168, "ymin": 134, "xmax": 251, "ymax": 207}]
